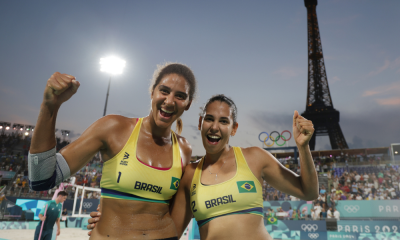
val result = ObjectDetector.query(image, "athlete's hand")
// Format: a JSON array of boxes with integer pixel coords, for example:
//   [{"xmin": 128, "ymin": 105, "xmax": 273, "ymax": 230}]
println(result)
[
  {"xmin": 57, "ymin": 229, "xmax": 60, "ymax": 236},
  {"xmin": 39, "ymin": 216, "xmax": 46, "ymax": 221},
  {"xmin": 43, "ymin": 72, "xmax": 80, "ymax": 108},
  {"xmin": 87, "ymin": 205, "xmax": 101, "ymax": 236},
  {"xmin": 293, "ymin": 110, "xmax": 314, "ymax": 147}
]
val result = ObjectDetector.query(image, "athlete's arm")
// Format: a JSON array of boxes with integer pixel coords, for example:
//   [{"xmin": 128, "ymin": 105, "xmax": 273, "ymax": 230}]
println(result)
[
  {"xmin": 246, "ymin": 111, "xmax": 318, "ymax": 200},
  {"xmin": 56, "ymin": 218, "xmax": 61, "ymax": 236},
  {"xmin": 30, "ymin": 72, "xmax": 79, "ymax": 154},
  {"xmin": 170, "ymin": 163, "xmax": 197, "ymax": 237},
  {"xmin": 29, "ymin": 73, "xmax": 135, "ymax": 190},
  {"xmin": 38, "ymin": 214, "xmax": 46, "ymax": 221}
]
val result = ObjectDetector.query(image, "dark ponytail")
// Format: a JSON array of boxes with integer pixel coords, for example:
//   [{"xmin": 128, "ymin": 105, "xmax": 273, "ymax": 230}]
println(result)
[{"xmin": 176, "ymin": 117, "xmax": 183, "ymax": 135}]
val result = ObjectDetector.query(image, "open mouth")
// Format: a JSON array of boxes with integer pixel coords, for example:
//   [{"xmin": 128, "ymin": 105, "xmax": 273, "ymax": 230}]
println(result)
[
  {"xmin": 160, "ymin": 108, "xmax": 174, "ymax": 119},
  {"xmin": 207, "ymin": 135, "xmax": 221, "ymax": 144}
]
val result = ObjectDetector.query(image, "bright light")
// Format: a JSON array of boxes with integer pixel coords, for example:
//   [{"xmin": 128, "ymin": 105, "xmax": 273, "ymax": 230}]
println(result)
[
  {"xmin": 20, "ymin": 128, "xmax": 23, "ymax": 131},
  {"xmin": 100, "ymin": 56, "xmax": 126, "ymax": 75},
  {"xmin": 396, "ymin": 151, "xmax": 398, "ymax": 154},
  {"xmin": 0, "ymin": 126, "xmax": 2, "ymax": 129},
  {"xmin": 5, "ymin": 126, "xmax": 10, "ymax": 130},
  {"xmin": 24, "ymin": 132, "xmax": 29, "ymax": 136}
]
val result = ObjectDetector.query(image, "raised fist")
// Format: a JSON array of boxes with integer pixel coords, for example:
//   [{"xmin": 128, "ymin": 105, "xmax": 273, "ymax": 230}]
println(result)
[
  {"xmin": 43, "ymin": 72, "xmax": 80, "ymax": 107},
  {"xmin": 293, "ymin": 110, "xmax": 314, "ymax": 147}
]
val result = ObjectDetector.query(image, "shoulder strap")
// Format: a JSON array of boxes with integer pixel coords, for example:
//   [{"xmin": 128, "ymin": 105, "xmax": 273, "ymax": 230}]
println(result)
[
  {"xmin": 191, "ymin": 157, "xmax": 204, "ymax": 190},
  {"xmin": 171, "ymin": 130, "xmax": 182, "ymax": 169},
  {"xmin": 233, "ymin": 147, "xmax": 251, "ymax": 172}
]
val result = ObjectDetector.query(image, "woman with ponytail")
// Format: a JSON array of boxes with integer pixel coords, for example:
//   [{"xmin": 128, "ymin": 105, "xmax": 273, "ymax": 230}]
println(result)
[{"xmin": 29, "ymin": 62, "xmax": 197, "ymax": 240}]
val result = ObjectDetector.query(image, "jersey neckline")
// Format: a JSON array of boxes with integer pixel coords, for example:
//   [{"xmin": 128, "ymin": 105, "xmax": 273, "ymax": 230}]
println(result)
[
  {"xmin": 199, "ymin": 147, "xmax": 238, "ymax": 187},
  {"xmin": 134, "ymin": 118, "xmax": 175, "ymax": 172}
]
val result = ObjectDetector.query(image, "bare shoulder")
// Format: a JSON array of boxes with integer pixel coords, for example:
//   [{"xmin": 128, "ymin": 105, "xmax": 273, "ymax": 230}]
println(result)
[
  {"xmin": 95, "ymin": 115, "xmax": 136, "ymax": 129},
  {"xmin": 181, "ymin": 160, "xmax": 201, "ymax": 187},
  {"xmin": 90, "ymin": 115, "xmax": 137, "ymax": 134},
  {"xmin": 175, "ymin": 133, "xmax": 193, "ymax": 166},
  {"xmin": 240, "ymin": 146, "xmax": 274, "ymax": 166},
  {"xmin": 241, "ymin": 146, "xmax": 269, "ymax": 158}
]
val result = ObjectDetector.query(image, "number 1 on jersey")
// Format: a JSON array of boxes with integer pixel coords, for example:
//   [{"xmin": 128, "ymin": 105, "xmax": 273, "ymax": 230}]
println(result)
[{"xmin": 117, "ymin": 171, "xmax": 122, "ymax": 183}]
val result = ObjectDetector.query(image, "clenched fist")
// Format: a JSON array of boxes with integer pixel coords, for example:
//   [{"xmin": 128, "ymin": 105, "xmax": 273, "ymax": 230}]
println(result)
[
  {"xmin": 44, "ymin": 72, "xmax": 80, "ymax": 108},
  {"xmin": 293, "ymin": 110, "xmax": 314, "ymax": 147}
]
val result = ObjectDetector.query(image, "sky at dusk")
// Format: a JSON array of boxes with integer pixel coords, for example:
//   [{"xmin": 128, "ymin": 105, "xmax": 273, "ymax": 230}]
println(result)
[{"xmin": 0, "ymin": 0, "xmax": 399, "ymax": 156}]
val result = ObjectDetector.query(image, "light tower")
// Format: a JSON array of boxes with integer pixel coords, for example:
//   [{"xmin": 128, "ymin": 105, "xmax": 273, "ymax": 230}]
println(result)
[{"xmin": 100, "ymin": 56, "xmax": 126, "ymax": 116}]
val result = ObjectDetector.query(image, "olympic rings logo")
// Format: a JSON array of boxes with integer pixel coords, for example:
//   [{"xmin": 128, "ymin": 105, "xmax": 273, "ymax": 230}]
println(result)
[
  {"xmin": 258, "ymin": 131, "xmax": 292, "ymax": 147},
  {"xmin": 308, "ymin": 233, "xmax": 319, "ymax": 239},
  {"xmin": 82, "ymin": 202, "xmax": 93, "ymax": 208},
  {"xmin": 301, "ymin": 224, "xmax": 318, "ymax": 232},
  {"xmin": 344, "ymin": 205, "xmax": 360, "ymax": 213}
]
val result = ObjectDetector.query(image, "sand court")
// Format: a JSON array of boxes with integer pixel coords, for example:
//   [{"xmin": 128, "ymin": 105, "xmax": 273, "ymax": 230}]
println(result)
[{"xmin": 0, "ymin": 228, "xmax": 89, "ymax": 240}]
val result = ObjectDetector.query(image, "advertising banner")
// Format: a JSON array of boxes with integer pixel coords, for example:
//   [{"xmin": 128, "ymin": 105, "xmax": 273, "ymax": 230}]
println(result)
[
  {"xmin": 15, "ymin": 199, "xmax": 48, "ymax": 220},
  {"xmin": 0, "ymin": 170, "xmax": 16, "ymax": 180},
  {"xmin": 187, "ymin": 219, "xmax": 400, "ymax": 240},
  {"xmin": 263, "ymin": 200, "xmax": 313, "ymax": 215},
  {"xmin": 66, "ymin": 217, "xmax": 90, "ymax": 229},
  {"xmin": 300, "ymin": 231, "xmax": 327, "ymax": 240},
  {"xmin": 327, "ymin": 232, "xmax": 358, "ymax": 240},
  {"xmin": 74, "ymin": 199, "xmax": 99, "ymax": 213},
  {"xmin": 337, "ymin": 220, "xmax": 400, "ymax": 233},
  {"xmin": 335, "ymin": 200, "xmax": 400, "ymax": 218},
  {"xmin": 265, "ymin": 220, "xmax": 326, "ymax": 233}
]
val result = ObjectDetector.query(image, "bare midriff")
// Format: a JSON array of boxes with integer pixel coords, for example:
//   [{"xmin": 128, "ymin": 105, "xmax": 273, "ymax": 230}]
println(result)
[
  {"xmin": 199, "ymin": 214, "xmax": 272, "ymax": 240},
  {"xmin": 89, "ymin": 198, "xmax": 177, "ymax": 240}
]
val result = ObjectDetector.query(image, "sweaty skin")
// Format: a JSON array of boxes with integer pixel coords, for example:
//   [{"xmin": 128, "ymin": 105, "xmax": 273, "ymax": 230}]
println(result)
[
  {"xmin": 88, "ymin": 101, "xmax": 317, "ymax": 240},
  {"xmin": 31, "ymin": 72, "xmax": 193, "ymax": 239}
]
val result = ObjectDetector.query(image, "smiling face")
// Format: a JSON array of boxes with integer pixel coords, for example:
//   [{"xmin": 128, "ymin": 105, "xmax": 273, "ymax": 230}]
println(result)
[
  {"xmin": 198, "ymin": 101, "xmax": 238, "ymax": 154},
  {"xmin": 151, "ymin": 73, "xmax": 191, "ymax": 129}
]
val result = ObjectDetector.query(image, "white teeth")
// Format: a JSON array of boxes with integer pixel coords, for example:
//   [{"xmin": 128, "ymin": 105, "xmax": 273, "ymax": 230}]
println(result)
[
  {"xmin": 161, "ymin": 108, "xmax": 174, "ymax": 114},
  {"xmin": 208, "ymin": 135, "xmax": 221, "ymax": 139}
]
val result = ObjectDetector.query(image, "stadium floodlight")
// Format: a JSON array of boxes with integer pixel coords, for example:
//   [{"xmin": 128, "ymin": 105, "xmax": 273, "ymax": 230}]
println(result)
[
  {"xmin": 390, "ymin": 143, "xmax": 400, "ymax": 162},
  {"xmin": 24, "ymin": 132, "xmax": 29, "ymax": 136},
  {"xmin": 100, "ymin": 56, "xmax": 126, "ymax": 75},
  {"xmin": 100, "ymin": 56, "xmax": 126, "ymax": 116},
  {"xmin": 61, "ymin": 130, "xmax": 70, "ymax": 136}
]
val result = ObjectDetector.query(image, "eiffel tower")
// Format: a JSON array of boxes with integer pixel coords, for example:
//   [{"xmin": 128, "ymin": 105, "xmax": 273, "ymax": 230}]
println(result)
[{"xmin": 301, "ymin": 0, "xmax": 348, "ymax": 150}]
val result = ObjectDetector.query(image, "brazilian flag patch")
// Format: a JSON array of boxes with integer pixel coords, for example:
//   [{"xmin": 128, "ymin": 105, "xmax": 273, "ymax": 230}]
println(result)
[
  {"xmin": 267, "ymin": 217, "xmax": 278, "ymax": 225},
  {"xmin": 236, "ymin": 181, "xmax": 257, "ymax": 193},
  {"xmin": 170, "ymin": 177, "xmax": 180, "ymax": 190}
]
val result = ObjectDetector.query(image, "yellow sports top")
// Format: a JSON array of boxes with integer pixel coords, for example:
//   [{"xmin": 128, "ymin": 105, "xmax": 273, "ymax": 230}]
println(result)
[
  {"xmin": 100, "ymin": 118, "xmax": 182, "ymax": 204},
  {"xmin": 190, "ymin": 147, "xmax": 263, "ymax": 227}
]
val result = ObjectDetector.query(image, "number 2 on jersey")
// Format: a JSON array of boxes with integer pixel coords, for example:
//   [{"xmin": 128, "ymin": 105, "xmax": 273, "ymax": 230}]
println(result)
[
  {"xmin": 191, "ymin": 201, "xmax": 197, "ymax": 213},
  {"xmin": 117, "ymin": 171, "xmax": 122, "ymax": 183}
]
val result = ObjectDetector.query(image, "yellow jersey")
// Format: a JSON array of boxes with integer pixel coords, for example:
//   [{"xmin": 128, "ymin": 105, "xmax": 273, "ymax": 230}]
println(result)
[
  {"xmin": 190, "ymin": 147, "xmax": 263, "ymax": 227},
  {"xmin": 100, "ymin": 118, "xmax": 182, "ymax": 204}
]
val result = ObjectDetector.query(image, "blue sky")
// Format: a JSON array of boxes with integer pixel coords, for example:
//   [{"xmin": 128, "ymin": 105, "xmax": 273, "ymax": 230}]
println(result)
[{"xmin": 0, "ymin": 0, "xmax": 399, "ymax": 155}]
